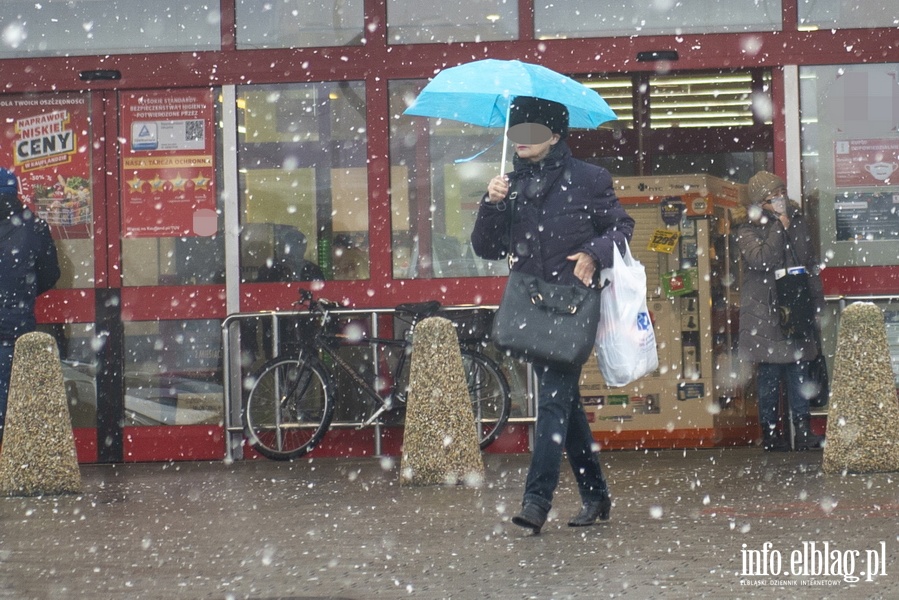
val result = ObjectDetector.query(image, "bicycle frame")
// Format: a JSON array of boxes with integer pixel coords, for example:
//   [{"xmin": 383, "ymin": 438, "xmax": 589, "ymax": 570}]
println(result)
[{"xmin": 306, "ymin": 307, "xmax": 415, "ymax": 428}]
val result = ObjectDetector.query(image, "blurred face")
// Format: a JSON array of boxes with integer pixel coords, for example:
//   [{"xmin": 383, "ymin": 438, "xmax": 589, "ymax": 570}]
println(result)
[
  {"xmin": 514, "ymin": 133, "xmax": 561, "ymax": 163},
  {"xmin": 507, "ymin": 122, "xmax": 552, "ymax": 145}
]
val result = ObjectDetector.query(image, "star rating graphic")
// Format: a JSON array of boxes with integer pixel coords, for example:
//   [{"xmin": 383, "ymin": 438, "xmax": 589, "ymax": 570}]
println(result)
[
  {"xmin": 148, "ymin": 175, "xmax": 165, "ymax": 191},
  {"xmin": 170, "ymin": 174, "xmax": 187, "ymax": 191},
  {"xmin": 125, "ymin": 172, "xmax": 211, "ymax": 194},
  {"xmin": 127, "ymin": 176, "xmax": 144, "ymax": 192},
  {"xmin": 191, "ymin": 174, "xmax": 210, "ymax": 190}
]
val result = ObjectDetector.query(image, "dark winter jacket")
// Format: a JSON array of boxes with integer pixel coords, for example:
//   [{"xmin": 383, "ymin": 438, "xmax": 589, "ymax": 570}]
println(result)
[
  {"xmin": 470, "ymin": 141, "xmax": 634, "ymax": 287},
  {"xmin": 0, "ymin": 197, "xmax": 60, "ymax": 343},
  {"xmin": 734, "ymin": 200, "xmax": 822, "ymax": 364}
]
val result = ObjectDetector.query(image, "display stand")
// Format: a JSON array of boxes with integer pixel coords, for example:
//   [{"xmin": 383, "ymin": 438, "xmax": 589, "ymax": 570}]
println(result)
[{"xmin": 580, "ymin": 174, "xmax": 757, "ymax": 449}]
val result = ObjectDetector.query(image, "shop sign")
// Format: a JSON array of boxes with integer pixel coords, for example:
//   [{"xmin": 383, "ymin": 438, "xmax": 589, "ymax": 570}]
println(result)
[
  {"xmin": 648, "ymin": 228, "xmax": 680, "ymax": 253},
  {"xmin": 660, "ymin": 195, "xmax": 686, "ymax": 225},
  {"xmin": 834, "ymin": 192, "xmax": 899, "ymax": 241},
  {"xmin": 676, "ymin": 382, "xmax": 704, "ymax": 400},
  {"xmin": 662, "ymin": 268, "xmax": 697, "ymax": 297},
  {"xmin": 834, "ymin": 139, "xmax": 899, "ymax": 187},
  {"xmin": 120, "ymin": 90, "xmax": 217, "ymax": 238},
  {"xmin": 0, "ymin": 94, "xmax": 93, "ymax": 239}
]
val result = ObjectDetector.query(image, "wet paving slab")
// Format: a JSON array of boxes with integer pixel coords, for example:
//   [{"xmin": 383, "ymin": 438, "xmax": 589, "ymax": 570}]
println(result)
[{"xmin": 1, "ymin": 448, "xmax": 897, "ymax": 599}]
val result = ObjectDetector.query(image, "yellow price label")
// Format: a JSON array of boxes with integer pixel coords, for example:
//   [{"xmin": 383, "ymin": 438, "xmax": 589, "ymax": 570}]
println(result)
[{"xmin": 647, "ymin": 228, "xmax": 680, "ymax": 253}]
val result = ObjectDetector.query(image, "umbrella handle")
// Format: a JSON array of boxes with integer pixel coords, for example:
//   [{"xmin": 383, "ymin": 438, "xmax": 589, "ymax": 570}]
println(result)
[{"xmin": 500, "ymin": 102, "xmax": 510, "ymax": 175}]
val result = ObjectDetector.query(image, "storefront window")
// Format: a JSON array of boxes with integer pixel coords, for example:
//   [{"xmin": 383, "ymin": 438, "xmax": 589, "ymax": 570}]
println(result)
[
  {"xmin": 236, "ymin": 0, "xmax": 365, "ymax": 48},
  {"xmin": 387, "ymin": 0, "xmax": 517, "ymax": 44},
  {"xmin": 535, "ymin": 0, "xmax": 780, "ymax": 39},
  {"xmin": 38, "ymin": 323, "xmax": 99, "ymax": 428},
  {"xmin": 389, "ymin": 80, "xmax": 513, "ymax": 280},
  {"xmin": 648, "ymin": 71, "xmax": 772, "ymax": 181},
  {"xmin": 0, "ymin": 1, "xmax": 219, "ymax": 59},
  {"xmin": 123, "ymin": 319, "xmax": 223, "ymax": 427},
  {"xmin": 798, "ymin": 0, "xmax": 897, "ymax": 30},
  {"xmin": 237, "ymin": 82, "xmax": 369, "ymax": 283},
  {"xmin": 799, "ymin": 63, "xmax": 899, "ymax": 267}
]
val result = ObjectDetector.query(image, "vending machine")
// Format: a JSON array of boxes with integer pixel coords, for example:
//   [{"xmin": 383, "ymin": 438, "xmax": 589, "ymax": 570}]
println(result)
[{"xmin": 580, "ymin": 175, "xmax": 757, "ymax": 449}]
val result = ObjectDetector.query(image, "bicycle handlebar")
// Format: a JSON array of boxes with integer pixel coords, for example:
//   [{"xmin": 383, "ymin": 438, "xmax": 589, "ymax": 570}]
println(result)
[
  {"xmin": 294, "ymin": 289, "xmax": 341, "ymax": 314},
  {"xmin": 295, "ymin": 288, "xmax": 444, "ymax": 319}
]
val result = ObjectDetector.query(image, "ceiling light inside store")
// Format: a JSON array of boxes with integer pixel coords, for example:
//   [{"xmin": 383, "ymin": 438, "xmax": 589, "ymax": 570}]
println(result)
[
  {"xmin": 652, "ymin": 119, "xmax": 756, "ymax": 128},
  {"xmin": 579, "ymin": 72, "xmax": 767, "ymax": 128}
]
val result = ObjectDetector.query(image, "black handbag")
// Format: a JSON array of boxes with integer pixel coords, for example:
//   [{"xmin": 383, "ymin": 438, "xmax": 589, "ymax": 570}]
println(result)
[
  {"xmin": 490, "ymin": 191, "xmax": 601, "ymax": 366},
  {"xmin": 491, "ymin": 270, "xmax": 601, "ymax": 366},
  {"xmin": 774, "ymin": 237, "xmax": 817, "ymax": 340}
]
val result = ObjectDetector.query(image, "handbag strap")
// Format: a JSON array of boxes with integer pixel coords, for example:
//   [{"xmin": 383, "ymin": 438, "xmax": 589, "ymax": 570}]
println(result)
[
  {"xmin": 505, "ymin": 188, "xmax": 516, "ymax": 269},
  {"xmin": 781, "ymin": 227, "xmax": 802, "ymax": 268}
]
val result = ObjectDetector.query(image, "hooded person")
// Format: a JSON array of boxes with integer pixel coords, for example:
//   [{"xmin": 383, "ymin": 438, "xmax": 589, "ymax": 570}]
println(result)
[
  {"xmin": 0, "ymin": 169, "xmax": 23, "ymax": 220},
  {"xmin": 734, "ymin": 170, "xmax": 824, "ymax": 452},
  {"xmin": 472, "ymin": 96, "xmax": 635, "ymax": 534},
  {"xmin": 0, "ymin": 168, "xmax": 61, "ymax": 440}
]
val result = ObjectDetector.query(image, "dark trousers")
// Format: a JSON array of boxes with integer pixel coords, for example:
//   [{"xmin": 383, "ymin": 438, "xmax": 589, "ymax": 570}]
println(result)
[
  {"xmin": 0, "ymin": 343, "xmax": 12, "ymax": 436},
  {"xmin": 522, "ymin": 362, "xmax": 609, "ymax": 511},
  {"xmin": 757, "ymin": 361, "xmax": 811, "ymax": 428}
]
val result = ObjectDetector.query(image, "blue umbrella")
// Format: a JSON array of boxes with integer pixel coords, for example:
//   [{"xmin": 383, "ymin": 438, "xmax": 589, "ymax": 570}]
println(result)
[{"xmin": 404, "ymin": 59, "xmax": 617, "ymax": 169}]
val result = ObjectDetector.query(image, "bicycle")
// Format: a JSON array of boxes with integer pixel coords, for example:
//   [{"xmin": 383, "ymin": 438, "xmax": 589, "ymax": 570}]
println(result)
[{"xmin": 243, "ymin": 290, "xmax": 511, "ymax": 460}]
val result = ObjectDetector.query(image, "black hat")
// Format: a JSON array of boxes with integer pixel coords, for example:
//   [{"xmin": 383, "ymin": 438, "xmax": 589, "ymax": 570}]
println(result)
[{"xmin": 509, "ymin": 96, "xmax": 569, "ymax": 140}]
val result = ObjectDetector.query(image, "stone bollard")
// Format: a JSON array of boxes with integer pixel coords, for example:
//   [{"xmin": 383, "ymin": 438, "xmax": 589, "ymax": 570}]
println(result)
[
  {"xmin": 0, "ymin": 332, "xmax": 81, "ymax": 496},
  {"xmin": 823, "ymin": 303, "xmax": 899, "ymax": 474},
  {"xmin": 400, "ymin": 317, "xmax": 485, "ymax": 486}
]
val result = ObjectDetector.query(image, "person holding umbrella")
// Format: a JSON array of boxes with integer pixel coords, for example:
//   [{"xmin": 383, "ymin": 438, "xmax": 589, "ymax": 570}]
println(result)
[{"xmin": 471, "ymin": 96, "xmax": 634, "ymax": 533}]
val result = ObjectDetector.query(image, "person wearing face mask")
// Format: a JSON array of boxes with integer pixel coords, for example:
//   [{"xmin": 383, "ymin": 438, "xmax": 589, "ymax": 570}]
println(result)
[
  {"xmin": 735, "ymin": 171, "xmax": 824, "ymax": 452},
  {"xmin": 471, "ymin": 96, "xmax": 634, "ymax": 533}
]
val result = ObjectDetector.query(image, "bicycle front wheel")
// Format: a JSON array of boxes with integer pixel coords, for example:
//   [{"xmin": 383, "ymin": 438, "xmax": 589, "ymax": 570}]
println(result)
[
  {"xmin": 460, "ymin": 349, "xmax": 511, "ymax": 449},
  {"xmin": 244, "ymin": 356, "xmax": 335, "ymax": 460}
]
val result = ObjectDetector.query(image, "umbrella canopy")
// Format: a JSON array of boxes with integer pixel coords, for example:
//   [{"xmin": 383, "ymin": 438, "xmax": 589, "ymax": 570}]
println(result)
[{"xmin": 403, "ymin": 59, "xmax": 617, "ymax": 130}]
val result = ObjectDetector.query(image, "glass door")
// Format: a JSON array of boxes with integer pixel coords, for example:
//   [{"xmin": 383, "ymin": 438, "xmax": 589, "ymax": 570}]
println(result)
[
  {"xmin": 0, "ymin": 92, "xmax": 101, "ymax": 461},
  {"xmin": 116, "ymin": 88, "xmax": 226, "ymax": 462}
]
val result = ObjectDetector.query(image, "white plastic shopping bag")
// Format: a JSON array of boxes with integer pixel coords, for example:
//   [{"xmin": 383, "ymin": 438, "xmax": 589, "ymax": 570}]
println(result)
[{"xmin": 595, "ymin": 241, "xmax": 659, "ymax": 387}]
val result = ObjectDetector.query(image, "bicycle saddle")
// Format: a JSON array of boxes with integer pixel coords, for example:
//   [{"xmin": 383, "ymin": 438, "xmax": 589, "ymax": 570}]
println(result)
[{"xmin": 395, "ymin": 300, "xmax": 441, "ymax": 318}]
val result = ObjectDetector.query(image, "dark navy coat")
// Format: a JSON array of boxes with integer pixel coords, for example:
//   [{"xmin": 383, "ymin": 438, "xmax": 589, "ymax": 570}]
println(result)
[
  {"xmin": 471, "ymin": 142, "xmax": 634, "ymax": 287},
  {"xmin": 0, "ymin": 207, "xmax": 60, "ymax": 342}
]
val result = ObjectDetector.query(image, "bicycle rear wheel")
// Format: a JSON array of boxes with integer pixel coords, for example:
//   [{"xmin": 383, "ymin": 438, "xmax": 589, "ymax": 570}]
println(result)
[
  {"xmin": 244, "ymin": 356, "xmax": 335, "ymax": 460},
  {"xmin": 460, "ymin": 349, "xmax": 511, "ymax": 449}
]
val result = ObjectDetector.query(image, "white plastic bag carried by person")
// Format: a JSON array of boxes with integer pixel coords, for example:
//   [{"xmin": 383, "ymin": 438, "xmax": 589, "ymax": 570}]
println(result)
[{"xmin": 595, "ymin": 241, "xmax": 659, "ymax": 387}]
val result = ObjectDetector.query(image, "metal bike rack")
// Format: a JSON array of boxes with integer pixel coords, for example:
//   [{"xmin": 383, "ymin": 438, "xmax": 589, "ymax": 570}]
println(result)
[{"xmin": 221, "ymin": 305, "xmax": 535, "ymax": 461}]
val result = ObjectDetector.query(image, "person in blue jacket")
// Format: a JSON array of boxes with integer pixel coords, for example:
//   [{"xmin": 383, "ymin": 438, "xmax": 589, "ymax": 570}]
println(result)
[
  {"xmin": 471, "ymin": 97, "xmax": 634, "ymax": 533},
  {"xmin": 0, "ymin": 168, "xmax": 60, "ymax": 442}
]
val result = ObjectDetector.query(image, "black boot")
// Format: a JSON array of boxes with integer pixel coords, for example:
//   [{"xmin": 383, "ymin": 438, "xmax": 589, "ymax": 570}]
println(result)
[
  {"xmin": 762, "ymin": 426, "xmax": 790, "ymax": 452},
  {"xmin": 568, "ymin": 496, "xmax": 611, "ymax": 527},
  {"xmin": 512, "ymin": 503, "xmax": 548, "ymax": 534},
  {"xmin": 793, "ymin": 416, "xmax": 824, "ymax": 451}
]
